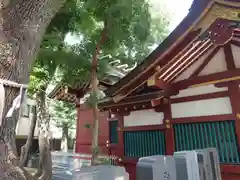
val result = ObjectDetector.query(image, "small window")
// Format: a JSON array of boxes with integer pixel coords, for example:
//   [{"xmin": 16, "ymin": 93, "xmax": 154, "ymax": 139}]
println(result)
[
  {"xmin": 109, "ymin": 120, "xmax": 118, "ymax": 144},
  {"xmin": 22, "ymin": 104, "xmax": 30, "ymax": 117}
]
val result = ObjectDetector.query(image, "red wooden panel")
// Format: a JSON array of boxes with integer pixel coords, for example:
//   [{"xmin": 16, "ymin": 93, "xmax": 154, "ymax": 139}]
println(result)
[
  {"xmin": 75, "ymin": 143, "xmax": 108, "ymax": 155},
  {"xmin": 75, "ymin": 104, "xmax": 109, "ymax": 155},
  {"xmin": 108, "ymin": 144, "xmax": 118, "ymax": 156},
  {"xmin": 99, "ymin": 145, "xmax": 108, "ymax": 155},
  {"xmin": 76, "ymin": 108, "xmax": 92, "ymax": 144},
  {"xmin": 76, "ymin": 144, "xmax": 91, "ymax": 154},
  {"xmin": 98, "ymin": 112, "xmax": 109, "ymax": 145},
  {"xmin": 120, "ymin": 163, "xmax": 136, "ymax": 180},
  {"xmin": 222, "ymin": 174, "xmax": 240, "ymax": 180}
]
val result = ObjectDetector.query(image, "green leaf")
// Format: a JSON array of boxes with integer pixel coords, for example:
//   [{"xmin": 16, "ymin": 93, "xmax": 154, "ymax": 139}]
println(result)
[{"xmin": 84, "ymin": 123, "xmax": 92, "ymax": 129}]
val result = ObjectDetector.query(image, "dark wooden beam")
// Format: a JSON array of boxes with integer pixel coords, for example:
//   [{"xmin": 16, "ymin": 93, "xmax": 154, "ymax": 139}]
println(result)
[
  {"xmin": 123, "ymin": 124, "xmax": 165, "ymax": 132},
  {"xmin": 99, "ymin": 81, "xmax": 112, "ymax": 88},
  {"xmin": 171, "ymin": 91, "xmax": 228, "ymax": 104},
  {"xmin": 190, "ymin": 46, "xmax": 220, "ymax": 78},
  {"xmin": 99, "ymin": 91, "xmax": 165, "ymax": 108},
  {"xmin": 224, "ymin": 44, "xmax": 236, "ymax": 70},
  {"xmin": 215, "ymin": 79, "xmax": 240, "ymax": 88},
  {"xmin": 172, "ymin": 114, "xmax": 234, "ymax": 124},
  {"xmin": 108, "ymin": 102, "xmax": 152, "ymax": 114},
  {"xmin": 233, "ymin": 33, "xmax": 240, "ymax": 39},
  {"xmin": 230, "ymin": 39, "xmax": 240, "ymax": 47},
  {"xmin": 174, "ymin": 68, "xmax": 240, "ymax": 90}
]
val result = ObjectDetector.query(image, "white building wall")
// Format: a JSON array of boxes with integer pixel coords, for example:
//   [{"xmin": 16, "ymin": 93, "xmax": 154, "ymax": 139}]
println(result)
[
  {"xmin": 16, "ymin": 98, "xmax": 62, "ymax": 139},
  {"xmin": 122, "ymin": 85, "xmax": 231, "ymax": 125},
  {"xmin": 231, "ymin": 44, "xmax": 240, "ymax": 69},
  {"xmin": 16, "ymin": 98, "xmax": 39, "ymax": 137},
  {"xmin": 123, "ymin": 109, "xmax": 164, "ymax": 127},
  {"xmin": 170, "ymin": 84, "xmax": 232, "ymax": 118},
  {"xmin": 16, "ymin": 116, "xmax": 39, "ymax": 137},
  {"xmin": 171, "ymin": 85, "xmax": 228, "ymax": 99},
  {"xmin": 171, "ymin": 97, "xmax": 232, "ymax": 118}
]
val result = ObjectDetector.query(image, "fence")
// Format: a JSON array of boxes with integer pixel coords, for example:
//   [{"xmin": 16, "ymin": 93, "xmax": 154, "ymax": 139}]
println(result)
[
  {"xmin": 109, "ymin": 120, "xmax": 240, "ymax": 163},
  {"xmin": 173, "ymin": 120, "xmax": 240, "ymax": 163},
  {"xmin": 124, "ymin": 130, "xmax": 166, "ymax": 157}
]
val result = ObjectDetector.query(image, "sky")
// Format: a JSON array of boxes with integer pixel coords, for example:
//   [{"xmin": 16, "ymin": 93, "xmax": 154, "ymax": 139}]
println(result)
[
  {"xmin": 66, "ymin": 0, "xmax": 194, "ymax": 44},
  {"xmin": 149, "ymin": 0, "xmax": 194, "ymax": 31}
]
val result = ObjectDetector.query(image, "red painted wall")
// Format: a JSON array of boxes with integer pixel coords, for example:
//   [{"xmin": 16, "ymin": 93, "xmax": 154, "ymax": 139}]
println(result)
[{"xmin": 75, "ymin": 104, "xmax": 109, "ymax": 155}]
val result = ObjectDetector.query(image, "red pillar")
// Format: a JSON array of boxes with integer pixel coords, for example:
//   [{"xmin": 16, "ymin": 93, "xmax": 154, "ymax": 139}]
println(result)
[
  {"xmin": 117, "ymin": 115, "xmax": 124, "ymax": 158},
  {"xmin": 164, "ymin": 98, "xmax": 175, "ymax": 155},
  {"xmin": 228, "ymin": 82, "xmax": 240, "ymax": 149},
  {"xmin": 75, "ymin": 98, "xmax": 81, "ymax": 153}
]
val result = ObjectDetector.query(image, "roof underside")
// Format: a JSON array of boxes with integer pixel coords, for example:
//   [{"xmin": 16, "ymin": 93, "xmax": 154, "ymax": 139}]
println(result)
[{"xmin": 99, "ymin": 0, "xmax": 240, "ymax": 111}]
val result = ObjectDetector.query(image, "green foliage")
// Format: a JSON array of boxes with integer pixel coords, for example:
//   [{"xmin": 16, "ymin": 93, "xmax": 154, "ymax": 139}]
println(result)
[
  {"xmin": 28, "ymin": 0, "xmax": 171, "ymax": 129},
  {"xmin": 92, "ymin": 146, "xmax": 100, "ymax": 155},
  {"xmin": 50, "ymin": 101, "xmax": 77, "ymax": 128},
  {"xmin": 58, "ymin": 0, "xmax": 170, "ymax": 86},
  {"xmin": 29, "ymin": 0, "xmax": 170, "ymax": 92},
  {"xmin": 85, "ymin": 90, "xmax": 103, "ymax": 108}
]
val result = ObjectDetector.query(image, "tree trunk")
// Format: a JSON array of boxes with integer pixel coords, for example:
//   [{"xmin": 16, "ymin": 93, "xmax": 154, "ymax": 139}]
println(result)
[
  {"xmin": 37, "ymin": 130, "xmax": 52, "ymax": 180},
  {"xmin": 3, "ymin": 107, "xmax": 20, "ymax": 165},
  {"xmin": 90, "ymin": 28, "xmax": 107, "ymax": 165},
  {"xmin": 0, "ymin": 0, "xmax": 66, "ymax": 158},
  {"xmin": 61, "ymin": 124, "xmax": 69, "ymax": 152},
  {"xmin": 0, "ymin": 0, "xmax": 66, "ymax": 178},
  {"xmin": 33, "ymin": 89, "xmax": 52, "ymax": 180},
  {"xmin": 19, "ymin": 104, "xmax": 37, "ymax": 168}
]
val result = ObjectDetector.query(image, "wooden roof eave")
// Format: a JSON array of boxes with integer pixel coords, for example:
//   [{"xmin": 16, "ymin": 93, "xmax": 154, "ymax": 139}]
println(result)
[
  {"xmin": 98, "ymin": 91, "xmax": 164, "ymax": 109},
  {"xmin": 48, "ymin": 80, "xmax": 114, "ymax": 103},
  {"xmin": 99, "ymin": 86, "xmax": 178, "ymax": 110},
  {"xmin": 104, "ymin": 0, "xmax": 213, "ymax": 98}
]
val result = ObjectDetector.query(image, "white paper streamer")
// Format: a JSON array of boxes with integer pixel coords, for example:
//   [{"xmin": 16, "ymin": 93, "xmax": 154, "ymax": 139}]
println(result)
[
  {"xmin": 0, "ymin": 84, "xmax": 5, "ymax": 126},
  {"xmin": 6, "ymin": 94, "xmax": 21, "ymax": 118}
]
